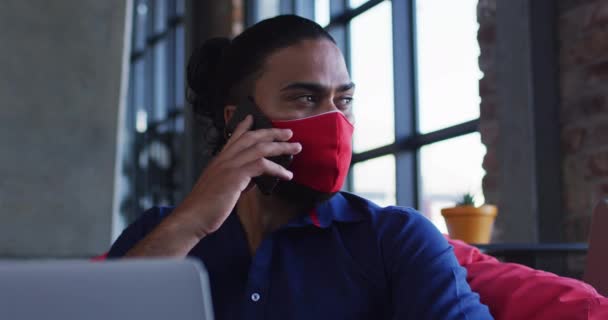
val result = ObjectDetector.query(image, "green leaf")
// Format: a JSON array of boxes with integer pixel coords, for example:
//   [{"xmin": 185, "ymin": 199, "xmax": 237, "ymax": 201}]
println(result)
[{"xmin": 457, "ymin": 193, "xmax": 475, "ymax": 206}]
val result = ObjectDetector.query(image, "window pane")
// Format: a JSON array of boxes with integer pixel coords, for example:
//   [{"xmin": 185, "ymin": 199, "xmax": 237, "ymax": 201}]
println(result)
[
  {"xmin": 152, "ymin": 0, "xmax": 167, "ymax": 33},
  {"xmin": 134, "ymin": 0, "xmax": 149, "ymax": 51},
  {"xmin": 315, "ymin": 0, "xmax": 330, "ymax": 27},
  {"xmin": 350, "ymin": 1, "xmax": 394, "ymax": 153},
  {"xmin": 415, "ymin": 0, "xmax": 481, "ymax": 133},
  {"xmin": 175, "ymin": 25, "xmax": 185, "ymax": 108},
  {"xmin": 419, "ymin": 132, "xmax": 486, "ymax": 233},
  {"xmin": 175, "ymin": 0, "xmax": 185, "ymax": 15},
  {"xmin": 153, "ymin": 40, "xmax": 168, "ymax": 122},
  {"xmin": 352, "ymin": 155, "xmax": 396, "ymax": 207},
  {"xmin": 174, "ymin": 24, "xmax": 185, "ymax": 132},
  {"xmin": 349, "ymin": 0, "xmax": 369, "ymax": 9},
  {"xmin": 257, "ymin": 0, "xmax": 280, "ymax": 21}
]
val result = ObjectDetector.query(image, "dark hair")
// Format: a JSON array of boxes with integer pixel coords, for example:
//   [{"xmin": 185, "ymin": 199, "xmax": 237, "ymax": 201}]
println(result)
[{"xmin": 186, "ymin": 15, "xmax": 335, "ymax": 152}]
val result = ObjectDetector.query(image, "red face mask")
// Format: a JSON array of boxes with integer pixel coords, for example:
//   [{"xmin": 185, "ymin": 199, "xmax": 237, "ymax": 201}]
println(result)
[{"xmin": 271, "ymin": 111, "xmax": 354, "ymax": 193}]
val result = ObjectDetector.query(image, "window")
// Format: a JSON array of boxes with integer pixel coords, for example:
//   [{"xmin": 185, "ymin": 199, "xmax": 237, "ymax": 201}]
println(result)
[
  {"xmin": 419, "ymin": 133, "xmax": 486, "ymax": 233},
  {"xmin": 353, "ymin": 155, "xmax": 396, "ymax": 207},
  {"xmin": 350, "ymin": 1, "xmax": 395, "ymax": 153},
  {"xmin": 118, "ymin": 0, "xmax": 186, "ymax": 226},
  {"xmin": 257, "ymin": 0, "xmax": 281, "ymax": 20},
  {"xmin": 349, "ymin": 1, "xmax": 396, "ymax": 205},
  {"xmin": 415, "ymin": 0, "xmax": 485, "ymax": 232},
  {"xmin": 249, "ymin": 0, "xmax": 484, "ymax": 232},
  {"xmin": 315, "ymin": 0, "xmax": 331, "ymax": 27},
  {"xmin": 416, "ymin": 0, "xmax": 481, "ymax": 134}
]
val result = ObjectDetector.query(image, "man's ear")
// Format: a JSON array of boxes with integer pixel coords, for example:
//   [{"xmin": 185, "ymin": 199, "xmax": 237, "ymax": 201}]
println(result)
[{"xmin": 224, "ymin": 105, "xmax": 236, "ymax": 125}]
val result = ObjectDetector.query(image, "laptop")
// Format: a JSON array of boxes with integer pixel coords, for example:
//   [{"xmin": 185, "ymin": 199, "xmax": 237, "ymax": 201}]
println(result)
[{"xmin": 0, "ymin": 258, "xmax": 214, "ymax": 320}]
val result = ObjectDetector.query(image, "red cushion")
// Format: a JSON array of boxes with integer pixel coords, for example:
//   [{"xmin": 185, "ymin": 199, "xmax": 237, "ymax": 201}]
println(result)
[
  {"xmin": 447, "ymin": 237, "xmax": 608, "ymax": 320},
  {"xmin": 91, "ymin": 252, "xmax": 108, "ymax": 261}
]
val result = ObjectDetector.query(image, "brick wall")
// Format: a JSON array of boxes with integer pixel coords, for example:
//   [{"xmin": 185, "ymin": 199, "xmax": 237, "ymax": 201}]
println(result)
[
  {"xmin": 478, "ymin": 0, "xmax": 608, "ymax": 242},
  {"xmin": 558, "ymin": 0, "xmax": 608, "ymax": 241}
]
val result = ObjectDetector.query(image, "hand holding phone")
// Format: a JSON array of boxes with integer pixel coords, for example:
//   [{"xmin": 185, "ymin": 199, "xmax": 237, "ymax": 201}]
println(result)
[
  {"xmin": 225, "ymin": 97, "xmax": 294, "ymax": 195},
  {"xmin": 151, "ymin": 115, "xmax": 300, "ymax": 246}
]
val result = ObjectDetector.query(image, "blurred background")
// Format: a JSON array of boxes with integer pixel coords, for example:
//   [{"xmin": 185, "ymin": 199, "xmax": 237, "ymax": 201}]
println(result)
[{"xmin": 1, "ymin": 0, "xmax": 606, "ymax": 277}]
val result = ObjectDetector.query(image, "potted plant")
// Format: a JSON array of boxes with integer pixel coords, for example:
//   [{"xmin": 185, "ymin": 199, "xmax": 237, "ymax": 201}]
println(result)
[{"xmin": 441, "ymin": 193, "xmax": 497, "ymax": 244}]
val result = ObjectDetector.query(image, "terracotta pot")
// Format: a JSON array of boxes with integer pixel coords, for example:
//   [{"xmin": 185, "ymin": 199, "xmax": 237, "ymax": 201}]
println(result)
[{"xmin": 441, "ymin": 205, "xmax": 498, "ymax": 244}]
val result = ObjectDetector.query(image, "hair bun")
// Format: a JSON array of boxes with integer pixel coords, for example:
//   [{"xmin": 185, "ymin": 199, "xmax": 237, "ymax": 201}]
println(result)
[{"xmin": 187, "ymin": 37, "xmax": 231, "ymax": 119}]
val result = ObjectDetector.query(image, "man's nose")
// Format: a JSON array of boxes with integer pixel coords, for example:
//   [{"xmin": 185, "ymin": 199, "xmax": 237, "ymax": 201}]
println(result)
[
  {"xmin": 317, "ymin": 97, "xmax": 354, "ymax": 124},
  {"xmin": 319, "ymin": 98, "xmax": 339, "ymax": 113}
]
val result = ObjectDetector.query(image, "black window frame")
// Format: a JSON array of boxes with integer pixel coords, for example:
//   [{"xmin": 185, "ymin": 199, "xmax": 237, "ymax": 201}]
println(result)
[{"xmin": 121, "ymin": 0, "xmax": 186, "ymax": 224}]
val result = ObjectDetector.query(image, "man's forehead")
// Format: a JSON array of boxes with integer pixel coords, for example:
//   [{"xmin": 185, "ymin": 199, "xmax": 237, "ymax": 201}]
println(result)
[{"xmin": 261, "ymin": 39, "xmax": 351, "ymax": 88}]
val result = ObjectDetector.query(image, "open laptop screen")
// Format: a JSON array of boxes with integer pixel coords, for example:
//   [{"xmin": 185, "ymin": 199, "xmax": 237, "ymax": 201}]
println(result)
[{"xmin": 0, "ymin": 258, "xmax": 214, "ymax": 320}]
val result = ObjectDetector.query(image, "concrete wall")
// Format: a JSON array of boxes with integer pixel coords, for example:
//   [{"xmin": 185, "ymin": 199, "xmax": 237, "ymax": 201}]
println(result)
[{"xmin": 0, "ymin": 1, "xmax": 131, "ymax": 258}]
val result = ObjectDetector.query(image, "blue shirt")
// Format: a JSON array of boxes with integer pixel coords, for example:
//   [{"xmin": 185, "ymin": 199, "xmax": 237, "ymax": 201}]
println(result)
[{"xmin": 108, "ymin": 192, "xmax": 492, "ymax": 319}]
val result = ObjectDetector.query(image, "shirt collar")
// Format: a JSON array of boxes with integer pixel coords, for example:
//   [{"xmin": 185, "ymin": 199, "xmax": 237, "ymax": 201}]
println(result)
[{"xmin": 285, "ymin": 192, "xmax": 366, "ymax": 229}]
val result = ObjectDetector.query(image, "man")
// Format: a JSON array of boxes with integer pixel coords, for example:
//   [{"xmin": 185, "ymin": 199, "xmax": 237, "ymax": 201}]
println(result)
[{"xmin": 109, "ymin": 15, "xmax": 493, "ymax": 319}]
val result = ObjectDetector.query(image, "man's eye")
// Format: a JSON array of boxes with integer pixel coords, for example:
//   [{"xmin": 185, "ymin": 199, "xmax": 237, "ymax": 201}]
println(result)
[
  {"xmin": 336, "ymin": 97, "xmax": 353, "ymax": 108},
  {"xmin": 296, "ymin": 95, "xmax": 316, "ymax": 104}
]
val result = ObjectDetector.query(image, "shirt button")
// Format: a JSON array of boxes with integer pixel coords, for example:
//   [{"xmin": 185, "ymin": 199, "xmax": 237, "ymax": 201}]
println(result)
[{"xmin": 251, "ymin": 292, "xmax": 261, "ymax": 302}]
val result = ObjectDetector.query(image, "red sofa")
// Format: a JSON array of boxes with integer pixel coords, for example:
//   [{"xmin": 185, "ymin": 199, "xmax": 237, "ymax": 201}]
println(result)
[{"xmin": 447, "ymin": 237, "xmax": 608, "ymax": 319}]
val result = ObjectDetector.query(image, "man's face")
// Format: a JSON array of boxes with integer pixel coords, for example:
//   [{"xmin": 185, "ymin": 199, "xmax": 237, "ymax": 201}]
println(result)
[
  {"xmin": 243, "ymin": 39, "xmax": 354, "ymax": 206},
  {"xmin": 252, "ymin": 39, "xmax": 355, "ymax": 122}
]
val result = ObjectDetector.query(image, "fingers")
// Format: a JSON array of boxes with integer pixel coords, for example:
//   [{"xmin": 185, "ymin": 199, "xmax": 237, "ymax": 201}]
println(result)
[
  {"xmin": 242, "ymin": 158, "xmax": 294, "ymax": 181},
  {"xmin": 218, "ymin": 115, "xmax": 300, "ymax": 184},
  {"xmin": 223, "ymin": 115, "xmax": 253, "ymax": 149},
  {"xmin": 222, "ymin": 127, "xmax": 295, "ymax": 159},
  {"xmin": 230, "ymin": 141, "xmax": 301, "ymax": 168}
]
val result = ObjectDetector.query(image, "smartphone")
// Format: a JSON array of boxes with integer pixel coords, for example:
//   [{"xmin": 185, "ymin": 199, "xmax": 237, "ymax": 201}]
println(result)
[{"xmin": 225, "ymin": 97, "xmax": 293, "ymax": 195}]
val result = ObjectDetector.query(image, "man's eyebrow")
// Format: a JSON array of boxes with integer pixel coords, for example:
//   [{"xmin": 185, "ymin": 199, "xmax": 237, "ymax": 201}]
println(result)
[
  {"xmin": 280, "ymin": 82, "xmax": 356, "ymax": 93},
  {"xmin": 337, "ymin": 82, "xmax": 355, "ymax": 92}
]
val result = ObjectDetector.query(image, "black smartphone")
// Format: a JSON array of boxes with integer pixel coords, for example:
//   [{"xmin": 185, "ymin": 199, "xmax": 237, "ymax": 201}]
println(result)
[{"xmin": 225, "ymin": 97, "xmax": 293, "ymax": 195}]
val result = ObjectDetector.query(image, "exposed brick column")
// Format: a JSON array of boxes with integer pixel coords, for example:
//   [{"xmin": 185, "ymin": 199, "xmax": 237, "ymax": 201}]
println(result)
[
  {"xmin": 558, "ymin": 0, "xmax": 608, "ymax": 241},
  {"xmin": 479, "ymin": 0, "xmax": 608, "ymax": 242}
]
